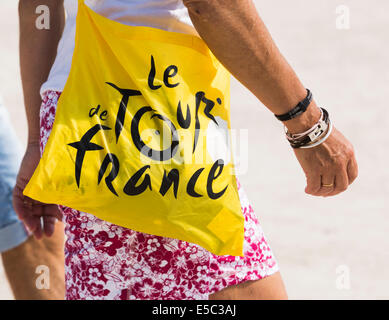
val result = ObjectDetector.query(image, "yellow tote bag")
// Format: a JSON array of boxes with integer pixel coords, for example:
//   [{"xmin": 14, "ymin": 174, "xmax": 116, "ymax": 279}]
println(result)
[{"xmin": 24, "ymin": 0, "xmax": 244, "ymax": 256}]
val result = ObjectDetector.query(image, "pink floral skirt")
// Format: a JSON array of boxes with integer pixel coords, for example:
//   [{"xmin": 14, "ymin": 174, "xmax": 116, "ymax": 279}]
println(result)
[{"xmin": 39, "ymin": 90, "xmax": 279, "ymax": 300}]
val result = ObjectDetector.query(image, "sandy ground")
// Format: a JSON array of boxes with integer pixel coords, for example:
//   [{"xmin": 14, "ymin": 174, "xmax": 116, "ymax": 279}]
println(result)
[{"xmin": 0, "ymin": 0, "xmax": 388, "ymax": 299}]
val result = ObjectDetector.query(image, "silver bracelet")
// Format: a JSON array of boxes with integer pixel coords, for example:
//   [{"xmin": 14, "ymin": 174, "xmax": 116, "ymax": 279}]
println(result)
[
  {"xmin": 299, "ymin": 119, "xmax": 333, "ymax": 149},
  {"xmin": 285, "ymin": 107, "xmax": 332, "ymax": 149}
]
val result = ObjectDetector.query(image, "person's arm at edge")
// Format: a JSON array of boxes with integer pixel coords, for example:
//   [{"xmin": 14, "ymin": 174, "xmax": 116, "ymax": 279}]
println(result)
[
  {"xmin": 183, "ymin": 0, "xmax": 358, "ymax": 196},
  {"xmin": 15, "ymin": 0, "xmax": 65, "ymax": 237},
  {"xmin": 19, "ymin": 0, "xmax": 65, "ymax": 144}
]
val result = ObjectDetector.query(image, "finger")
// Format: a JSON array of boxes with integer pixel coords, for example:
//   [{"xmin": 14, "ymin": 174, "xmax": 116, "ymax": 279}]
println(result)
[
  {"xmin": 12, "ymin": 184, "xmax": 47, "ymax": 237},
  {"xmin": 13, "ymin": 194, "xmax": 39, "ymax": 232},
  {"xmin": 305, "ymin": 173, "xmax": 321, "ymax": 195},
  {"xmin": 43, "ymin": 215, "xmax": 57, "ymax": 237},
  {"xmin": 31, "ymin": 203, "xmax": 50, "ymax": 239},
  {"xmin": 13, "ymin": 185, "xmax": 62, "ymax": 238},
  {"xmin": 20, "ymin": 214, "xmax": 39, "ymax": 235},
  {"xmin": 33, "ymin": 215, "xmax": 44, "ymax": 240},
  {"xmin": 318, "ymin": 175, "xmax": 335, "ymax": 196},
  {"xmin": 347, "ymin": 156, "xmax": 358, "ymax": 185},
  {"xmin": 12, "ymin": 185, "xmax": 29, "ymax": 220},
  {"xmin": 44, "ymin": 204, "xmax": 63, "ymax": 221},
  {"xmin": 327, "ymin": 171, "xmax": 349, "ymax": 197}
]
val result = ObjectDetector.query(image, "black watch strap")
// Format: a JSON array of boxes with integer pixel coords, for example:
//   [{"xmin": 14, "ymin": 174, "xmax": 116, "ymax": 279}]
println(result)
[{"xmin": 275, "ymin": 89, "xmax": 313, "ymax": 121}]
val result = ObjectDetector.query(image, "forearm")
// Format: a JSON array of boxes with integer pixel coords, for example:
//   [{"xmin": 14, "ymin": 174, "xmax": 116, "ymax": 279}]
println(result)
[
  {"xmin": 183, "ymin": 0, "xmax": 321, "ymax": 132},
  {"xmin": 19, "ymin": 0, "xmax": 65, "ymax": 144}
]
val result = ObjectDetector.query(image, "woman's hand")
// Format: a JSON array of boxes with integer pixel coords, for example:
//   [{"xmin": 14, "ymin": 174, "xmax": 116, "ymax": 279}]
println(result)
[
  {"xmin": 12, "ymin": 142, "xmax": 62, "ymax": 238},
  {"xmin": 293, "ymin": 127, "xmax": 358, "ymax": 197}
]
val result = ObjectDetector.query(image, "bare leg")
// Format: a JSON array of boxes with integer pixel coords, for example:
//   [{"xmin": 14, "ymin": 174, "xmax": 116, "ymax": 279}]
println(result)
[
  {"xmin": 1, "ymin": 222, "xmax": 65, "ymax": 300},
  {"xmin": 209, "ymin": 272, "xmax": 287, "ymax": 300}
]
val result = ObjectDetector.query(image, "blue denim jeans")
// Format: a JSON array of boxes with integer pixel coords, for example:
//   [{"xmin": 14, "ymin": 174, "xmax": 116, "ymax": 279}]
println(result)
[{"xmin": 0, "ymin": 96, "xmax": 28, "ymax": 252}]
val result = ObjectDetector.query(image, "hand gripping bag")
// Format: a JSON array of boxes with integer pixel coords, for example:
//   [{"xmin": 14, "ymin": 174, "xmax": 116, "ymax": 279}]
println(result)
[{"xmin": 24, "ymin": 0, "xmax": 244, "ymax": 256}]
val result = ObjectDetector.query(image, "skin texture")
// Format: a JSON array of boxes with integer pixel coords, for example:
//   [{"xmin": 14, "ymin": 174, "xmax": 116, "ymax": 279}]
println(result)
[
  {"xmin": 14, "ymin": 0, "xmax": 358, "ymax": 300},
  {"xmin": 209, "ymin": 272, "xmax": 287, "ymax": 300},
  {"xmin": 1, "ymin": 223, "xmax": 65, "ymax": 300},
  {"xmin": 182, "ymin": 0, "xmax": 358, "ymax": 197},
  {"xmin": 183, "ymin": 0, "xmax": 358, "ymax": 299},
  {"xmin": 2, "ymin": 0, "xmax": 66, "ymax": 300},
  {"xmin": 15, "ymin": 0, "xmax": 65, "ymax": 238}
]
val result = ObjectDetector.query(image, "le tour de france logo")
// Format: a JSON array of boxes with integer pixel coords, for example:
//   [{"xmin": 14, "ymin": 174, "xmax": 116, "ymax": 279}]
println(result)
[{"xmin": 67, "ymin": 55, "xmax": 233, "ymax": 201}]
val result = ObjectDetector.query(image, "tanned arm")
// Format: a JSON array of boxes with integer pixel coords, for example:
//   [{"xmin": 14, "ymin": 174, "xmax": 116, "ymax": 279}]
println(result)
[
  {"xmin": 183, "ymin": 0, "xmax": 358, "ymax": 196},
  {"xmin": 2, "ymin": 0, "xmax": 66, "ymax": 300}
]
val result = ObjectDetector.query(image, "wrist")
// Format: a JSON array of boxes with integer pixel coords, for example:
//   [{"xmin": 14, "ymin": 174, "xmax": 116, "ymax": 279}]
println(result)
[{"xmin": 283, "ymin": 101, "xmax": 322, "ymax": 134}]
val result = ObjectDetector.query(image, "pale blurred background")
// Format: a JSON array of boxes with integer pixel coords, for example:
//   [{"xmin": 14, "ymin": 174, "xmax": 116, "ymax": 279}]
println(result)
[{"xmin": 0, "ymin": 0, "xmax": 388, "ymax": 299}]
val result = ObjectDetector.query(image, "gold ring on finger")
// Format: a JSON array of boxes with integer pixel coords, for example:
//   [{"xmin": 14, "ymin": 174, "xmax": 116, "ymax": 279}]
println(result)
[{"xmin": 321, "ymin": 183, "xmax": 334, "ymax": 187}]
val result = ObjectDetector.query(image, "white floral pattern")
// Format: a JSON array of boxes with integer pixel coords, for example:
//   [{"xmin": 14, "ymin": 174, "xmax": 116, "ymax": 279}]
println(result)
[{"xmin": 40, "ymin": 91, "xmax": 279, "ymax": 300}]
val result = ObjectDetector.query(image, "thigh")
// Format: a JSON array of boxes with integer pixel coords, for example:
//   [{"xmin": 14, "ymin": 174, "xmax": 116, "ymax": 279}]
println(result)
[{"xmin": 209, "ymin": 272, "xmax": 287, "ymax": 300}]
